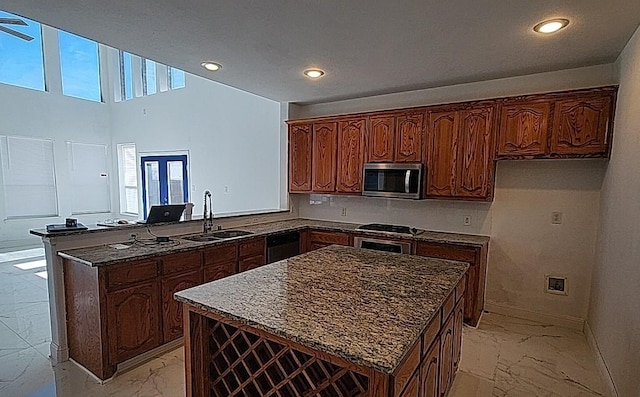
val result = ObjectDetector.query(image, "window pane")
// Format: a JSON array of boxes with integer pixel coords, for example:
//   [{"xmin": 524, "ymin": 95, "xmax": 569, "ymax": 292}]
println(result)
[
  {"xmin": 122, "ymin": 51, "xmax": 133, "ymax": 100},
  {"xmin": 0, "ymin": 136, "xmax": 58, "ymax": 218},
  {"xmin": 118, "ymin": 143, "xmax": 139, "ymax": 215},
  {"xmin": 0, "ymin": 11, "xmax": 44, "ymax": 91},
  {"xmin": 144, "ymin": 161, "xmax": 160, "ymax": 209},
  {"xmin": 169, "ymin": 67, "xmax": 185, "ymax": 89},
  {"xmin": 144, "ymin": 59, "xmax": 156, "ymax": 95},
  {"xmin": 167, "ymin": 161, "xmax": 184, "ymax": 204},
  {"xmin": 58, "ymin": 31, "xmax": 101, "ymax": 102},
  {"xmin": 125, "ymin": 187, "xmax": 138, "ymax": 214}
]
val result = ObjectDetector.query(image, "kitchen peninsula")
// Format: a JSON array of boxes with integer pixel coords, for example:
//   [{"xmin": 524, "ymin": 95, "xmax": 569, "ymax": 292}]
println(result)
[{"xmin": 176, "ymin": 245, "xmax": 468, "ymax": 397}]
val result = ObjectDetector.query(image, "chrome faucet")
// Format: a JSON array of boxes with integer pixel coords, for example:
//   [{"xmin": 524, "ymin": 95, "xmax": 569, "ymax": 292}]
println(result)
[{"xmin": 203, "ymin": 190, "xmax": 213, "ymax": 233}]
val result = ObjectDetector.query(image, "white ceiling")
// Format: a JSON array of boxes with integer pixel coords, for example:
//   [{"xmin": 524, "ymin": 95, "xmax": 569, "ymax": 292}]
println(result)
[{"xmin": 2, "ymin": 1, "xmax": 640, "ymax": 104}]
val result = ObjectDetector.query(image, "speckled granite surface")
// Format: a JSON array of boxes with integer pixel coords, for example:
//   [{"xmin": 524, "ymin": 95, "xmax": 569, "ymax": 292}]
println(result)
[
  {"xmin": 56, "ymin": 218, "xmax": 489, "ymax": 266},
  {"xmin": 175, "ymin": 245, "xmax": 468, "ymax": 374}
]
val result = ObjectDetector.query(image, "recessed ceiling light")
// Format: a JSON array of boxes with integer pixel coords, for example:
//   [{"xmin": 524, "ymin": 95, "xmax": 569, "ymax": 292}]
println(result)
[
  {"xmin": 201, "ymin": 62, "xmax": 222, "ymax": 71},
  {"xmin": 533, "ymin": 18, "xmax": 569, "ymax": 34},
  {"xmin": 304, "ymin": 69, "xmax": 325, "ymax": 79}
]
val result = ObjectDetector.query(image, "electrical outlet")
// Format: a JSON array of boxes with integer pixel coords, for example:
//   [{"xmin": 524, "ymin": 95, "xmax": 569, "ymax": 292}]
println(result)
[
  {"xmin": 224, "ymin": 186, "xmax": 229, "ymax": 193},
  {"xmin": 551, "ymin": 211, "xmax": 563, "ymax": 224},
  {"xmin": 463, "ymin": 215, "xmax": 472, "ymax": 226},
  {"xmin": 545, "ymin": 275, "xmax": 568, "ymax": 295},
  {"xmin": 341, "ymin": 207, "xmax": 347, "ymax": 217}
]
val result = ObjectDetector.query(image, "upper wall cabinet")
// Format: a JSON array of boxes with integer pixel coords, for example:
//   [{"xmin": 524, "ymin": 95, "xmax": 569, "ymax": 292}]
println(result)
[
  {"xmin": 496, "ymin": 87, "xmax": 616, "ymax": 159},
  {"xmin": 366, "ymin": 112, "xmax": 424, "ymax": 163},
  {"xmin": 337, "ymin": 118, "xmax": 366, "ymax": 193},
  {"xmin": 288, "ymin": 124, "xmax": 313, "ymax": 192},
  {"xmin": 426, "ymin": 105, "xmax": 495, "ymax": 200},
  {"xmin": 395, "ymin": 112, "xmax": 424, "ymax": 162},
  {"xmin": 311, "ymin": 122, "xmax": 338, "ymax": 193},
  {"xmin": 368, "ymin": 115, "xmax": 395, "ymax": 162}
]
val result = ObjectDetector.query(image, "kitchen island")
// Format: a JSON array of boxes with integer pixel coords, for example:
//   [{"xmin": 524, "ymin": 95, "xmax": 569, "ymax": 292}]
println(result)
[{"xmin": 175, "ymin": 245, "xmax": 468, "ymax": 397}]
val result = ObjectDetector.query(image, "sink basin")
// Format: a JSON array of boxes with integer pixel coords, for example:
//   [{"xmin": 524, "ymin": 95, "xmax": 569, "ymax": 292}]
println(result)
[
  {"xmin": 181, "ymin": 234, "xmax": 222, "ymax": 242},
  {"xmin": 210, "ymin": 230, "xmax": 253, "ymax": 239},
  {"xmin": 181, "ymin": 230, "xmax": 253, "ymax": 242}
]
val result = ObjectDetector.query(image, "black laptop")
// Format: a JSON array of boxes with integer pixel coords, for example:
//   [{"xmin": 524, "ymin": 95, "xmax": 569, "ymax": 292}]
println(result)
[{"xmin": 139, "ymin": 204, "xmax": 186, "ymax": 224}]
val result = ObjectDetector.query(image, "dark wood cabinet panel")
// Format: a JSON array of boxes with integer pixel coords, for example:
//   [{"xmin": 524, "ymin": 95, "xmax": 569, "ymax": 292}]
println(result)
[
  {"xmin": 498, "ymin": 102, "xmax": 550, "ymax": 156},
  {"xmin": 106, "ymin": 282, "xmax": 161, "ymax": 364},
  {"xmin": 368, "ymin": 115, "xmax": 395, "ymax": 162},
  {"xmin": 105, "ymin": 260, "xmax": 158, "ymax": 290},
  {"xmin": 456, "ymin": 107, "xmax": 495, "ymax": 198},
  {"xmin": 393, "ymin": 342, "xmax": 420, "ymax": 397},
  {"xmin": 421, "ymin": 339, "xmax": 440, "ymax": 397},
  {"xmin": 439, "ymin": 313, "xmax": 454, "ymax": 397},
  {"xmin": 162, "ymin": 270, "xmax": 202, "ymax": 343},
  {"xmin": 203, "ymin": 243, "xmax": 237, "ymax": 266},
  {"xmin": 426, "ymin": 110, "xmax": 459, "ymax": 197},
  {"xmin": 239, "ymin": 254, "xmax": 266, "ymax": 272},
  {"xmin": 239, "ymin": 237, "xmax": 265, "ymax": 258},
  {"xmin": 551, "ymin": 95, "xmax": 612, "ymax": 155},
  {"xmin": 399, "ymin": 373, "xmax": 419, "ymax": 397},
  {"xmin": 307, "ymin": 230, "xmax": 351, "ymax": 251},
  {"xmin": 336, "ymin": 118, "xmax": 366, "ymax": 193},
  {"xmin": 395, "ymin": 112, "xmax": 424, "ymax": 162},
  {"xmin": 453, "ymin": 298, "xmax": 464, "ymax": 373},
  {"xmin": 416, "ymin": 241, "xmax": 484, "ymax": 326},
  {"xmin": 162, "ymin": 250, "xmax": 201, "ymax": 276},
  {"xmin": 289, "ymin": 124, "xmax": 313, "ymax": 192},
  {"xmin": 311, "ymin": 122, "xmax": 338, "ymax": 192},
  {"xmin": 203, "ymin": 262, "xmax": 236, "ymax": 282}
]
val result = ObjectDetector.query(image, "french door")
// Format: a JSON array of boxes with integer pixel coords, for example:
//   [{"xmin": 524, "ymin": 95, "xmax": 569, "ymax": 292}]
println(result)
[{"xmin": 140, "ymin": 155, "xmax": 189, "ymax": 218}]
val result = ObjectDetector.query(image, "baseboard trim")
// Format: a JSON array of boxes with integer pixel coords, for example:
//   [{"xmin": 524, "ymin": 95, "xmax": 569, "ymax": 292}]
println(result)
[
  {"xmin": 484, "ymin": 301, "xmax": 585, "ymax": 330},
  {"xmin": 584, "ymin": 321, "xmax": 619, "ymax": 397}
]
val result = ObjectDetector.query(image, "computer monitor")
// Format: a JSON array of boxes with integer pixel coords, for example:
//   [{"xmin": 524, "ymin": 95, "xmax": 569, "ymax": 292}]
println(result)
[{"xmin": 142, "ymin": 204, "xmax": 186, "ymax": 224}]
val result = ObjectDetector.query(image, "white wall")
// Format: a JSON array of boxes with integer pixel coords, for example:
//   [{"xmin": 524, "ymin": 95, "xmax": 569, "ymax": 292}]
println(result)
[
  {"xmin": 0, "ymin": 27, "xmax": 114, "ymax": 249},
  {"xmin": 294, "ymin": 64, "xmax": 615, "ymax": 325},
  {"xmin": 588, "ymin": 25, "xmax": 640, "ymax": 397},
  {"xmin": 109, "ymin": 73, "xmax": 282, "ymax": 217}
]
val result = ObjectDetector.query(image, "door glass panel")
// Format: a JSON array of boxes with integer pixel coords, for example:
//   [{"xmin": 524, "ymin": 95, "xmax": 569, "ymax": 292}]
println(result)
[
  {"xmin": 167, "ymin": 161, "xmax": 185, "ymax": 204},
  {"xmin": 144, "ymin": 161, "xmax": 161, "ymax": 208}
]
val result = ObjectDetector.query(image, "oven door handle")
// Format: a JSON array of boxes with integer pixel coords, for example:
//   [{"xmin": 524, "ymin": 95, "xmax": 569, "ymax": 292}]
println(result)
[{"xmin": 405, "ymin": 170, "xmax": 411, "ymax": 193}]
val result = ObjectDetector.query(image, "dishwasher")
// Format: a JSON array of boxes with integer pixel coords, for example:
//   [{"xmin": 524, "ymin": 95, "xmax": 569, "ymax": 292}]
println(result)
[{"xmin": 266, "ymin": 231, "xmax": 300, "ymax": 263}]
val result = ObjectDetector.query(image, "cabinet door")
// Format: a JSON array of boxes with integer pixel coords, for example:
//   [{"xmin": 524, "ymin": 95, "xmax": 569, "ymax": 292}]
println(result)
[
  {"xmin": 107, "ymin": 282, "xmax": 161, "ymax": 364},
  {"xmin": 203, "ymin": 261, "xmax": 236, "ymax": 283},
  {"xmin": 426, "ymin": 111, "xmax": 459, "ymax": 197},
  {"xmin": 162, "ymin": 270, "xmax": 202, "ymax": 343},
  {"xmin": 420, "ymin": 339, "xmax": 440, "ymax": 397},
  {"xmin": 456, "ymin": 107, "xmax": 494, "ymax": 198},
  {"xmin": 453, "ymin": 298, "xmax": 464, "ymax": 373},
  {"xmin": 498, "ymin": 102, "xmax": 550, "ymax": 156},
  {"xmin": 368, "ymin": 115, "xmax": 395, "ymax": 162},
  {"xmin": 289, "ymin": 124, "xmax": 313, "ymax": 192},
  {"xmin": 395, "ymin": 113, "xmax": 423, "ymax": 162},
  {"xmin": 551, "ymin": 95, "xmax": 612, "ymax": 155},
  {"xmin": 312, "ymin": 122, "xmax": 338, "ymax": 192},
  {"xmin": 439, "ymin": 313, "xmax": 455, "ymax": 397},
  {"xmin": 336, "ymin": 119, "xmax": 366, "ymax": 193}
]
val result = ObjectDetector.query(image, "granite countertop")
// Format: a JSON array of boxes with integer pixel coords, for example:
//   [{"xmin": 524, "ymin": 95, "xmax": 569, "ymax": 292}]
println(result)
[
  {"xmin": 174, "ymin": 245, "xmax": 468, "ymax": 374},
  {"xmin": 56, "ymin": 218, "xmax": 489, "ymax": 266}
]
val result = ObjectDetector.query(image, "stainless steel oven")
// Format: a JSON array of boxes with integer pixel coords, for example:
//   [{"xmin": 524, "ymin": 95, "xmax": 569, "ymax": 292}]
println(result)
[
  {"xmin": 353, "ymin": 236, "xmax": 413, "ymax": 254},
  {"xmin": 362, "ymin": 163, "xmax": 423, "ymax": 199}
]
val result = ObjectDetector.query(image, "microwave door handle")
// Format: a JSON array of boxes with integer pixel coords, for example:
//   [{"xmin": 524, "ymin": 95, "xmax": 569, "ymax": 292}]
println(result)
[{"xmin": 405, "ymin": 170, "xmax": 411, "ymax": 193}]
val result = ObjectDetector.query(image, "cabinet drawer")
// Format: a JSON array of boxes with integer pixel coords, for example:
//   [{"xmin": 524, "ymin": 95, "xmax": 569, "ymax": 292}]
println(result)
[
  {"xmin": 308, "ymin": 230, "xmax": 350, "ymax": 245},
  {"xmin": 162, "ymin": 251, "xmax": 202, "ymax": 275},
  {"xmin": 204, "ymin": 262, "xmax": 236, "ymax": 282},
  {"xmin": 239, "ymin": 238, "xmax": 265, "ymax": 258},
  {"xmin": 441, "ymin": 291, "xmax": 455, "ymax": 325},
  {"xmin": 204, "ymin": 243, "xmax": 237, "ymax": 266},
  {"xmin": 105, "ymin": 260, "xmax": 158, "ymax": 290},
  {"xmin": 239, "ymin": 255, "xmax": 265, "ymax": 272},
  {"xmin": 422, "ymin": 311, "xmax": 441, "ymax": 356},
  {"xmin": 416, "ymin": 242, "xmax": 477, "ymax": 264}
]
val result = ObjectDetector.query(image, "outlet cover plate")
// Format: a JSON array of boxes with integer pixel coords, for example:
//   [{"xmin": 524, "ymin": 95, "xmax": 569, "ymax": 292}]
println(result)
[{"xmin": 545, "ymin": 275, "xmax": 568, "ymax": 295}]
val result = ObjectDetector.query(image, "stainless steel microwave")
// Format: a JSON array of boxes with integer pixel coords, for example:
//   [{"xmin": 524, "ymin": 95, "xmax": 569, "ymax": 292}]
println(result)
[{"xmin": 362, "ymin": 163, "xmax": 423, "ymax": 199}]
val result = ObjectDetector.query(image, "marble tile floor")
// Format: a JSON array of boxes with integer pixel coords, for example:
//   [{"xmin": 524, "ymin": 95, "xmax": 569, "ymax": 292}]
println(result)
[{"xmin": 0, "ymin": 249, "xmax": 605, "ymax": 396}]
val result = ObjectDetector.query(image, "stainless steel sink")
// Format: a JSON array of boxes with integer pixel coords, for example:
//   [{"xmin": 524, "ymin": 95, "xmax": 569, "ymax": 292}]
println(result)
[
  {"xmin": 210, "ymin": 230, "xmax": 253, "ymax": 239},
  {"xmin": 181, "ymin": 230, "xmax": 253, "ymax": 242},
  {"xmin": 182, "ymin": 234, "xmax": 222, "ymax": 242}
]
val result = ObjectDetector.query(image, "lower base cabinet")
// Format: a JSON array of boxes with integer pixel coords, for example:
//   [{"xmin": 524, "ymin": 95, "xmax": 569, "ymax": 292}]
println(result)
[
  {"xmin": 421, "ymin": 341, "xmax": 440, "ymax": 397},
  {"xmin": 161, "ymin": 270, "xmax": 202, "ymax": 343}
]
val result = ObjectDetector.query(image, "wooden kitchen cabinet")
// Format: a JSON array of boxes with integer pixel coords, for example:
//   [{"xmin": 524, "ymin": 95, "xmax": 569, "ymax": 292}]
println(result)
[
  {"xmin": 238, "ymin": 237, "xmax": 266, "ymax": 272},
  {"xmin": 426, "ymin": 105, "xmax": 495, "ymax": 200},
  {"xmin": 439, "ymin": 302, "xmax": 455, "ymax": 397},
  {"xmin": 452, "ymin": 298, "xmax": 464, "ymax": 373},
  {"xmin": 421, "ymin": 339, "xmax": 440, "ymax": 397},
  {"xmin": 307, "ymin": 230, "xmax": 351, "ymax": 251},
  {"xmin": 551, "ymin": 92, "xmax": 613, "ymax": 155},
  {"xmin": 162, "ymin": 270, "xmax": 202, "ymax": 342},
  {"xmin": 336, "ymin": 118, "xmax": 366, "ymax": 192},
  {"xmin": 497, "ymin": 101, "xmax": 550, "ymax": 156},
  {"xmin": 416, "ymin": 241, "xmax": 486, "ymax": 326},
  {"xmin": 368, "ymin": 115, "xmax": 395, "ymax": 162},
  {"xmin": 311, "ymin": 122, "xmax": 338, "ymax": 192},
  {"xmin": 106, "ymin": 281, "xmax": 162, "ymax": 364},
  {"xmin": 395, "ymin": 112, "xmax": 424, "ymax": 162},
  {"xmin": 203, "ymin": 242, "xmax": 237, "ymax": 282},
  {"xmin": 288, "ymin": 123, "xmax": 313, "ymax": 192}
]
